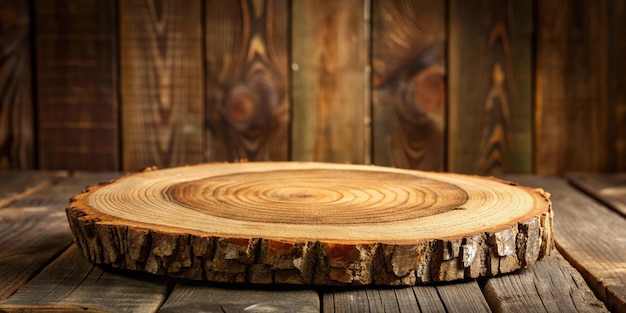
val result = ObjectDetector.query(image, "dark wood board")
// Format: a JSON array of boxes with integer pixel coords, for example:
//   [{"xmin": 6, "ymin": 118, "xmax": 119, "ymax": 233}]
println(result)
[
  {"xmin": 35, "ymin": 0, "xmax": 119, "ymax": 171},
  {"xmin": 322, "ymin": 281, "xmax": 490, "ymax": 313},
  {"xmin": 482, "ymin": 252, "xmax": 608, "ymax": 312},
  {"xmin": 448, "ymin": 0, "xmax": 532, "ymax": 174},
  {"xmin": 0, "ymin": 0, "xmax": 34, "ymax": 169},
  {"xmin": 0, "ymin": 173, "xmax": 118, "ymax": 301},
  {"xmin": 0, "ymin": 244, "xmax": 169, "ymax": 312},
  {"xmin": 567, "ymin": 172, "xmax": 626, "ymax": 218},
  {"xmin": 120, "ymin": 0, "xmax": 204, "ymax": 171},
  {"xmin": 291, "ymin": 0, "xmax": 370, "ymax": 164},
  {"xmin": 205, "ymin": 0, "xmax": 289, "ymax": 162},
  {"xmin": 504, "ymin": 175, "xmax": 626, "ymax": 313},
  {"xmin": 159, "ymin": 284, "xmax": 319, "ymax": 313},
  {"xmin": 371, "ymin": 0, "xmax": 446, "ymax": 171},
  {"xmin": 610, "ymin": 0, "xmax": 626, "ymax": 171},
  {"xmin": 534, "ymin": 0, "xmax": 611, "ymax": 175},
  {"xmin": 0, "ymin": 171, "xmax": 67, "ymax": 208}
]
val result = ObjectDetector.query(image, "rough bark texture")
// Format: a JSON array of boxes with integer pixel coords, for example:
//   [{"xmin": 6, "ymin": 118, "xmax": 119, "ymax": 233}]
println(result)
[{"xmin": 66, "ymin": 162, "xmax": 553, "ymax": 286}]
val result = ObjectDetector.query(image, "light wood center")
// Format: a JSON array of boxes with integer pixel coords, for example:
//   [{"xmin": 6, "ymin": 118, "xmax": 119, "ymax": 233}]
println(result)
[{"xmin": 168, "ymin": 169, "xmax": 468, "ymax": 224}]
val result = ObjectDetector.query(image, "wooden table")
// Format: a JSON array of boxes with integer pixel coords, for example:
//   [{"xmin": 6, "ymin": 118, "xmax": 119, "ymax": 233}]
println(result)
[{"xmin": 0, "ymin": 171, "xmax": 624, "ymax": 312}]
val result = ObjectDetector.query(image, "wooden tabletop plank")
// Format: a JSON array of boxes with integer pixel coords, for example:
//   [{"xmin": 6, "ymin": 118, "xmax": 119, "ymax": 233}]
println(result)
[
  {"xmin": 435, "ymin": 281, "xmax": 491, "ymax": 312},
  {"xmin": 159, "ymin": 284, "xmax": 319, "ymax": 313},
  {"xmin": 0, "ymin": 244, "xmax": 168, "ymax": 312},
  {"xmin": 0, "ymin": 173, "xmax": 117, "ymax": 301},
  {"xmin": 504, "ymin": 176, "xmax": 626, "ymax": 313},
  {"xmin": 567, "ymin": 172, "xmax": 626, "ymax": 218},
  {"xmin": 322, "ymin": 281, "xmax": 489, "ymax": 312},
  {"xmin": 0, "ymin": 171, "xmax": 67, "ymax": 208},
  {"xmin": 482, "ymin": 252, "xmax": 607, "ymax": 312}
]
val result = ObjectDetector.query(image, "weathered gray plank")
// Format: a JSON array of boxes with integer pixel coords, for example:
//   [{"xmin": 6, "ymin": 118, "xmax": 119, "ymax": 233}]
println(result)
[
  {"xmin": 0, "ymin": 244, "xmax": 168, "ymax": 312},
  {"xmin": 322, "ymin": 280, "xmax": 489, "ymax": 312},
  {"xmin": 567, "ymin": 172, "xmax": 626, "ymax": 218},
  {"xmin": 0, "ymin": 171, "xmax": 67, "ymax": 208},
  {"xmin": 159, "ymin": 284, "xmax": 319, "ymax": 313},
  {"xmin": 503, "ymin": 175, "xmax": 626, "ymax": 313},
  {"xmin": 0, "ymin": 173, "xmax": 117, "ymax": 301},
  {"xmin": 482, "ymin": 252, "xmax": 607, "ymax": 312},
  {"xmin": 435, "ymin": 281, "xmax": 491, "ymax": 312}
]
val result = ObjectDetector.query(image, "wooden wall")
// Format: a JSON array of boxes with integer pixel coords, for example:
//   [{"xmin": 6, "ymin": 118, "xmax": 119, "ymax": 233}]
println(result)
[{"xmin": 0, "ymin": 0, "xmax": 623, "ymax": 175}]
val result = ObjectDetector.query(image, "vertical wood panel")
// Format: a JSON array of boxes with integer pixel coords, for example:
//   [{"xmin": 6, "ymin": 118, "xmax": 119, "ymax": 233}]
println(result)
[
  {"xmin": 448, "ymin": 0, "xmax": 532, "ymax": 174},
  {"xmin": 611, "ymin": 0, "xmax": 626, "ymax": 171},
  {"xmin": 535, "ymin": 0, "xmax": 611, "ymax": 175},
  {"xmin": 0, "ymin": 0, "xmax": 33, "ymax": 169},
  {"xmin": 291, "ymin": 0, "xmax": 370, "ymax": 164},
  {"xmin": 372, "ymin": 0, "xmax": 446, "ymax": 171},
  {"xmin": 205, "ymin": 0, "xmax": 289, "ymax": 162},
  {"xmin": 121, "ymin": 0, "xmax": 204, "ymax": 171},
  {"xmin": 36, "ymin": 0, "xmax": 118, "ymax": 171}
]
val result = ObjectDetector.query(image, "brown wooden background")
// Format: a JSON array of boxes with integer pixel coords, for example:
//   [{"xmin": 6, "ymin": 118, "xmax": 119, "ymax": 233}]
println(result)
[{"xmin": 0, "ymin": 0, "xmax": 624, "ymax": 175}]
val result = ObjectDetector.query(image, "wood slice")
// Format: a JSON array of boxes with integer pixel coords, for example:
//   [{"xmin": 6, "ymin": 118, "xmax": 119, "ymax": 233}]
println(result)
[{"xmin": 66, "ymin": 162, "xmax": 553, "ymax": 286}]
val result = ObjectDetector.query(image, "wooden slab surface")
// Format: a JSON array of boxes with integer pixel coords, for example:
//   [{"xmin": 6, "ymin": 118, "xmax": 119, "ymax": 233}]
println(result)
[{"xmin": 67, "ymin": 162, "xmax": 553, "ymax": 285}]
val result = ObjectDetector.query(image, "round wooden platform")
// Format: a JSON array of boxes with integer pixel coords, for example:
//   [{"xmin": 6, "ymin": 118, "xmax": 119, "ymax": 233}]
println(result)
[{"xmin": 67, "ymin": 162, "xmax": 553, "ymax": 285}]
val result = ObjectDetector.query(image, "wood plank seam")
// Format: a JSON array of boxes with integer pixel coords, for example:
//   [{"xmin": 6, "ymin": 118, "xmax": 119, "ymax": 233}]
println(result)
[{"xmin": 0, "ymin": 174, "xmax": 68, "ymax": 209}]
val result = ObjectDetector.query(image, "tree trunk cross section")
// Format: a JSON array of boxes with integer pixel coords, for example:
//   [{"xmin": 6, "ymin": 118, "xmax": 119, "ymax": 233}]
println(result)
[{"xmin": 66, "ymin": 162, "xmax": 553, "ymax": 286}]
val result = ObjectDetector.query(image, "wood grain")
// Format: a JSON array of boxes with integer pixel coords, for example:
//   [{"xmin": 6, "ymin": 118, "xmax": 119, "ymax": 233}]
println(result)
[
  {"xmin": 567, "ymin": 172, "xmax": 626, "ymax": 218},
  {"xmin": 535, "ymin": 0, "xmax": 611, "ymax": 175},
  {"xmin": 0, "ymin": 173, "xmax": 118, "ymax": 301},
  {"xmin": 35, "ymin": 0, "xmax": 119, "ymax": 171},
  {"xmin": 482, "ymin": 252, "xmax": 608, "ymax": 312},
  {"xmin": 291, "ymin": 0, "xmax": 370, "ymax": 164},
  {"xmin": 371, "ymin": 0, "xmax": 446, "ymax": 171},
  {"xmin": 67, "ymin": 162, "xmax": 553, "ymax": 286},
  {"xmin": 0, "ymin": 244, "xmax": 168, "ymax": 312},
  {"xmin": 159, "ymin": 284, "xmax": 319, "ymax": 313},
  {"xmin": 0, "ymin": 0, "xmax": 33, "ymax": 169},
  {"xmin": 120, "ymin": 0, "xmax": 204, "ymax": 171},
  {"xmin": 0, "ymin": 171, "xmax": 67, "ymax": 208},
  {"xmin": 610, "ymin": 0, "xmax": 626, "ymax": 171},
  {"xmin": 505, "ymin": 176, "xmax": 626, "ymax": 313},
  {"xmin": 205, "ymin": 0, "xmax": 289, "ymax": 162},
  {"xmin": 322, "ymin": 281, "xmax": 490, "ymax": 313},
  {"xmin": 448, "ymin": 0, "xmax": 532, "ymax": 174}
]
